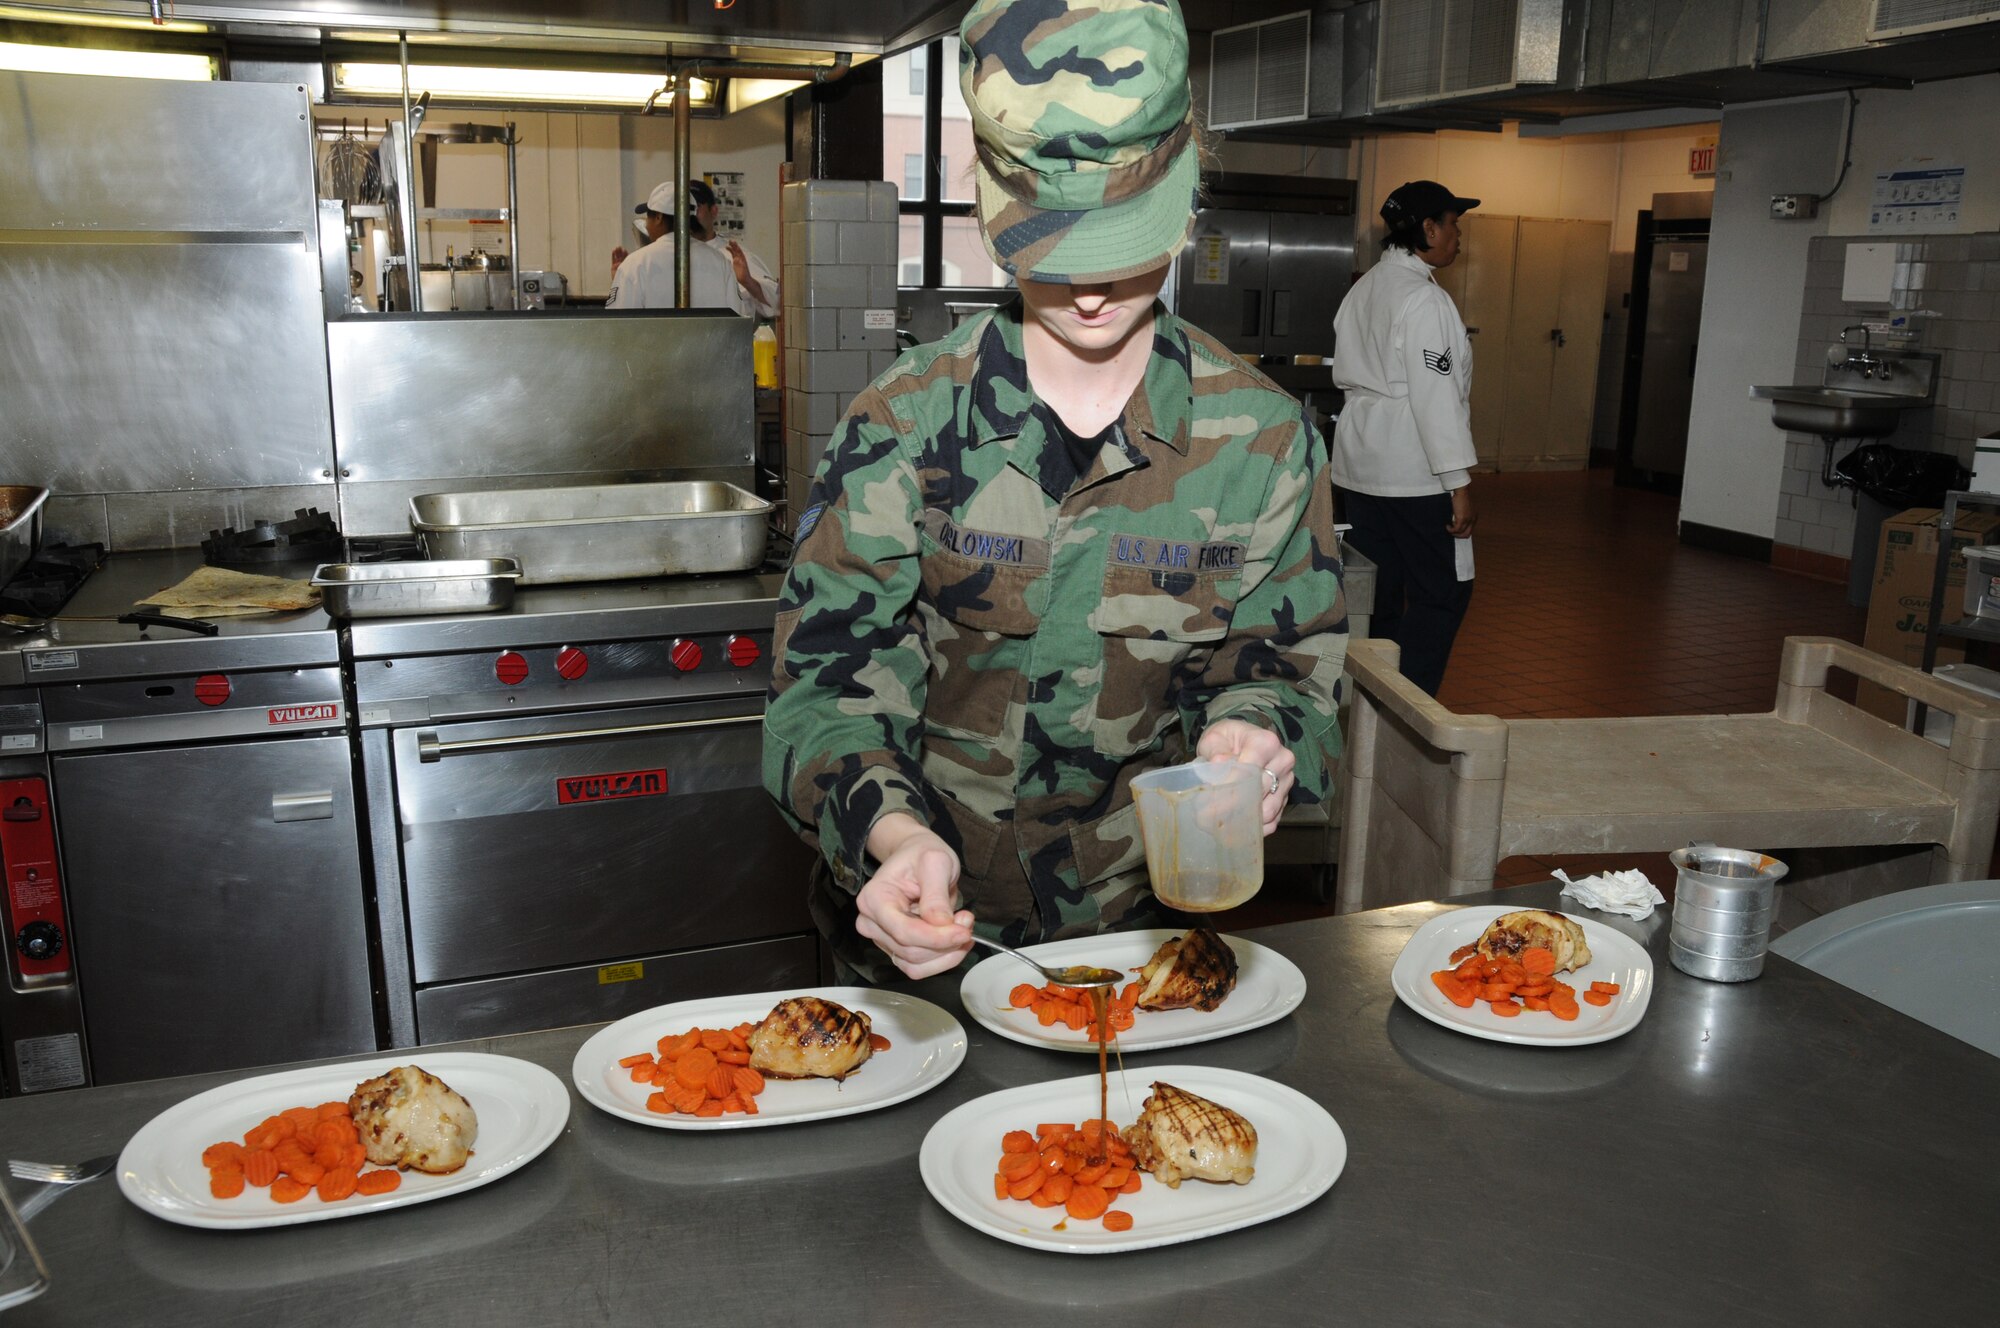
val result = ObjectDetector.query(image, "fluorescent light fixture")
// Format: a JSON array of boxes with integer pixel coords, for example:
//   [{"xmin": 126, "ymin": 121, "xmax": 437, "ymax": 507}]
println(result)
[
  {"xmin": 727, "ymin": 77, "xmax": 807, "ymax": 114},
  {"xmin": 0, "ymin": 6, "xmax": 207, "ymax": 32},
  {"xmin": 331, "ymin": 61, "xmax": 713, "ymax": 109},
  {"xmin": 0, "ymin": 40, "xmax": 213, "ymax": 80}
]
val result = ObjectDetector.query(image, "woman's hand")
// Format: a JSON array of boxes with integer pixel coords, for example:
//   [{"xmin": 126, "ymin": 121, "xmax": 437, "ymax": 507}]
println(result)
[
  {"xmin": 1196, "ymin": 718, "xmax": 1295, "ymax": 835},
  {"xmin": 853, "ymin": 812, "xmax": 973, "ymax": 978}
]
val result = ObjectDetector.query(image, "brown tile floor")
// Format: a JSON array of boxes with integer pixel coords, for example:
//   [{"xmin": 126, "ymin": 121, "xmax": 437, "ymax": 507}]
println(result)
[{"xmin": 1230, "ymin": 467, "xmax": 1869, "ymax": 929}]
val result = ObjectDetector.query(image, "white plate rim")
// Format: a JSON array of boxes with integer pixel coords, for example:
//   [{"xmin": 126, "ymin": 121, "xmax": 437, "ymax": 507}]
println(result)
[
  {"xmin": 570, "ymin": 986, "xmax": 967, "ymax": 1130},
  {"xmin": 1388, "ymin": 905, "xmax": 1655, "ymax": 1046},
  {"xmin": 919, "ymin": 1064, "xmax": 1346, "ymax": 1255},
  {"xmin": 957, "ymin": 930, "xmax": 1306, "ymax": 1053},
  {"xmin": 116, "ymin": 1051, "xmax": 570, "ymax": 1230}
]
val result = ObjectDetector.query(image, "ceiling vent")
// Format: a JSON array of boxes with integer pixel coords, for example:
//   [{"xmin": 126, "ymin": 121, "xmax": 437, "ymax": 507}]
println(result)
[
  {"xmin": 1869, "ymin": 0, "xmax": 2000, "ymax": 38},
  {"xmin": 1375, "ymin": 0, "xmax": 1564, "ymax": 108},
  {"xmin": 1208, "ymin": 11, "xmax": 1313, "ymax": 130}
]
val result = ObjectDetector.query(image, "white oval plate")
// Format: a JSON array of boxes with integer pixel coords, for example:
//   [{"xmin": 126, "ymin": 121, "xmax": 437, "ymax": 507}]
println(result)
[
  {"xmin": 571, "ymin": 987, "xmax": 966, "ymax": 1129},
  {"xmin": 1389, "ymin": 905, "xmax": 1655, "ymax": 1046},
  {"xmin": 117, "ymin": 1052, "xmax": 569, "ymax": 1230},
  {"xmin": 919, "ymin": 1064, "xmax": 1345, "ymax": 1254},
  {"xmin": 958, "ymin": 930, "xmax": 1306, "ymax": 1053}
]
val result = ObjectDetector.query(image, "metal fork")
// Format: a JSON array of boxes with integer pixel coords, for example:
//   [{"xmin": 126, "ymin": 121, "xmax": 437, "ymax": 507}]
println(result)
[
  {"xmin": 7, "ymin": 1155, "xmax": 117, "ymax": 1223},
  {"xmin": 8, "ymin": 1156, "xmax": 115, "ymax": 1186}
]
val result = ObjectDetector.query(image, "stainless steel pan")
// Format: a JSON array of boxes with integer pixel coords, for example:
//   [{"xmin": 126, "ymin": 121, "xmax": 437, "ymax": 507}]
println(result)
[{"xmin": 0, "ymin": 486, "xmax": 50, "ymax": 589}]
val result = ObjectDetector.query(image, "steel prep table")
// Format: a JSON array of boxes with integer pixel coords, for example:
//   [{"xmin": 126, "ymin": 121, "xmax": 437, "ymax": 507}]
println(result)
[{"xmin": 1, "ymin": 880, "xmax": 1994, "ymax": 1327}]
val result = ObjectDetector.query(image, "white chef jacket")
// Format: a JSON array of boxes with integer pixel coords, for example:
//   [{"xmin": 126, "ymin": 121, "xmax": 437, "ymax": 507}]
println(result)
[
  {"xmin": 1329, "ymin": 246, "xmax": 1478, "ymax": 497},
  {"xmin": 705, "ymin": 233, "xmax": 779, "ymax": 319},
  {"xmin": 606, "ymin": 235, "xmax": 747, "ymax": 313}
]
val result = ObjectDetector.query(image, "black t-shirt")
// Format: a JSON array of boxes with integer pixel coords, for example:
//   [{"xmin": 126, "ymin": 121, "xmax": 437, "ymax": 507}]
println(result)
[{"xmin": 1045, "ymin": 411, "xmax": 1118, "ymax": 482}]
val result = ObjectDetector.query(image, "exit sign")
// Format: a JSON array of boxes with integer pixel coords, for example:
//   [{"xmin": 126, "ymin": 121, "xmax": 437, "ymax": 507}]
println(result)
[{"xmin": 1689, "ymin": 137, "xmax": 1718, "ymax": 177}]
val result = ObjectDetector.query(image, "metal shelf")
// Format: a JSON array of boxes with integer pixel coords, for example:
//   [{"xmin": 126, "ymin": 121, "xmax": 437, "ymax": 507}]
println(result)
[{"xmin": 1938, "ymin": 617, "xmax": 2000, "ymax": 646}]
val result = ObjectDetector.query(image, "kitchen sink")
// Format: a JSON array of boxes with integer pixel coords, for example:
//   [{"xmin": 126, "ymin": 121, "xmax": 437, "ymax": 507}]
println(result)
[{"xmin": 1748, "ymin": 384, "xmax": 1932, "ymax": 437}]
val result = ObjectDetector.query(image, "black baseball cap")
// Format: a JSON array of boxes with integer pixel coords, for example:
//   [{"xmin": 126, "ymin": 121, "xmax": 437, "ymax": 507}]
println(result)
[{"xmin": 1380, "ymin": 180, "xmax": 1479, "ymax": 225}]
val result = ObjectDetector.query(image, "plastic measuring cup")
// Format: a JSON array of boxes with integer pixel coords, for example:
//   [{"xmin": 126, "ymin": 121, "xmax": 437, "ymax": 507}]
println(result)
[{"xmin": 1129, "ymin": 761, "xmax": 1265, "ymax": 912}]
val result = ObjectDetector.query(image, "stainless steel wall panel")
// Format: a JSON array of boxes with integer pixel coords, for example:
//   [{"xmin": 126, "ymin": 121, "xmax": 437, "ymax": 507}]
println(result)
[
  {"xmin": 1761, "ymin": 0, "xmax": 1875, "ymax": 59},
  {"xmin": 327, "ymin": 311, "xmax": 754, "ymax": 488},
  {"xmin": 104, "ymin": 484, "xmax": 340, "ymax": 551},
  {"xmin": 413, "ymin": 936, "xmax": 819, "ymax": 1045},
  {"xmin": 0, "ymin": 241, "xmax": 336, "ymax": 492},
  {"xmin": 41, "ymin": 495, "xmax": 109, "ymax": 550},
  {"xmin": 0, "ymin": 72, "xmax": 315, "ymax": 234}
]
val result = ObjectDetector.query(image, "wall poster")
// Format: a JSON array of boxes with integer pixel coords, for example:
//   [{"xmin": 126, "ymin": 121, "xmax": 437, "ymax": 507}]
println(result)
[
  {"xmin": 705, "ymin": 171, "xmax": 747, "ymax": 238},
  {"xmin": 1868, "ymin": 162, "xmax": 1966, "ymax": 234}
]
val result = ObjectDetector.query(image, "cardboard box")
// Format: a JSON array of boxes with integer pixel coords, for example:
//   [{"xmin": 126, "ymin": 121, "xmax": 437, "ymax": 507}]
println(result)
[{"xmin": 1856, "ymin": 507, "xmax": 2000, "ymax": 722}]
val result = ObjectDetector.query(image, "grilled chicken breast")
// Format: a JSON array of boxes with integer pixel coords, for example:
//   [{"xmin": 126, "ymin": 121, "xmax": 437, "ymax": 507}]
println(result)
[
  {"xmin": 1476, "ymin": 909, "xmax": 1592, "ymax": 972},
  {"xmin": 748, "ymin": 996, "xmax": 874, "ymax": 1081},
  {"xmin": 1122, "ymin": 1082, "xmax": 1257, "ymax": 1189},
  {"xmin": 1133, "ymin": 925, "xmax": 1239, "ymax": 1012},
  {"xmin": 349, "ymin": 1065, "xmax": 478, "ymax": 1174}
]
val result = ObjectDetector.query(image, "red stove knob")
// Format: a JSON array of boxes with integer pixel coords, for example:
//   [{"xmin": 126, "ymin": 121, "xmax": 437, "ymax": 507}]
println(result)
[
  {"xmin": 725, "ymin": 635, "xmax": 761, "ymax": 668},
  {"xmin": 555, "ymin": 646, "xmax": 589, "ymax": 680},
  {"xmin": 670, "ymin": 638, "xmax": 704, "ymax": 672},
  {"xmin": 495, "ymin": 651, "xmax": 530, "ymax": 686},
  {"xmin": 193, "ymin": 674, "xmax": 231, "ymax": 706}
]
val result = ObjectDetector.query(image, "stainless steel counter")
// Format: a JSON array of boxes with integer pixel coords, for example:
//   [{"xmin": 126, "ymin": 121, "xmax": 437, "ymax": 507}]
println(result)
[
  {"xmin": 0, "ymin": 552, "xmax": 336, "ymax": 687},
  {"xmin": 2, "ymin": 882, "xmax": 1993, "ymax": 1326}
]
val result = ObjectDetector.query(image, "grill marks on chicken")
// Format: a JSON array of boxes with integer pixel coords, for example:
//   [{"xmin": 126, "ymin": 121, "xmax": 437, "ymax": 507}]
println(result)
[
  {"xmin": 1121, "ymin": 1082, "xmax": 1258, "ymax": 1189},
  {"xmin": 747, "ymin": 996, "xmax": 874, "ymax": 1081},
  {"xmin": 1476, "ymin": 909, "xmax": 1593, "ymax": 973},
  {"xmin": 348, "ymin": 1065, "xmax": 478, "ymax": 1174},
  {"xmin": 1133, "ymin": 925, "xmax": 1239, "ymax": 1012}
]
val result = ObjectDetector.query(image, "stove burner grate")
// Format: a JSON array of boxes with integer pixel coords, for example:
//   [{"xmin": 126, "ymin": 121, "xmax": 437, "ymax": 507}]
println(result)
[
  {"xmin": 0, "ymin": 543, "xmax": 106, "ymax": 618},
  {"xmin": 203, "ymin": 508, "xmax": 345, "ymax": 566}
]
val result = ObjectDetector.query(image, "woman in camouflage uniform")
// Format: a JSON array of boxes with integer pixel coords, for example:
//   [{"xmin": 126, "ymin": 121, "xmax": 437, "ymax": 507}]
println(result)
[{"xmin": 763, "ymin": 0, "xmax": 1349, "ymax": 981}]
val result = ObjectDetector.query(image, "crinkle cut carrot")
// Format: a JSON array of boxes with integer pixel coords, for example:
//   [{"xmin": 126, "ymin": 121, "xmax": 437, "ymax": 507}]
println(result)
[
  {"xmin": 1488, "ymin": 998, "xmax": 1522, "ymax": 1016},
  {"xmin": 1521, "ymin": 947, "xmax": 1558, "ymax": 977},
  {"xmin": 355, "ymin": 1170, "xmax": 401, "ymax": 1196},
  {"xmin": 618, "ymin": 1052, "xmax": 654, "ymax": 1068},
  {"xmin": 1065, "ymin": 1183, "xmax": 1110, "ymax": 1221},
  {"xmin": 208, "ymin": 1168, "xmax": 246, "ymax": 1199},
  {"xmin": 1582, "ymin": 990, "xmax": 1612, "ymax": 1006},
  {"xmin": 1101, "ymin": 1210, "xmax": 1134, "ymax": 1232},
  {"xmin": 241, "ymin": 1149, "xmax": 279, "ymax": 1188},
  {"xmin": 316, "ymin": 1100, "xmax": 352, "ymax": 1120},
  {"xmin": 269, "ymin": 1176, "xmax": 311, "ymax": 1204},
  {"xmin": 731, "ymin": 1066, "xmax": 765, "ymax": 1097},
  {"xmin": 1590, "ymin": 980, "xmax": 1621, "ymax": 995},
  {"xmin": 1009, "ymin": 983, "xmax": 1037, "ymax": 1008},
  {"xmin": 705, "ymin": 1064, "xmax": 737, "ymax": 1101},
  {"xmin": 202, "ymin": 1141, "xmax": 246, "ymax": 1170},
  {"xmin": 1001, "ymin": 1130, "xmax": 1035, "ymax": 1154},
  {"xmin": 700, "ymin": 1028, "xmax": 732, "ymax": 1052},
  {"xmin": 318, "ymin": 1167, "xmax": 359, "ymax": 1202},
  {"xmin": 673, "ymin": 1047, "xmax": 718, "ymax": 1091}
]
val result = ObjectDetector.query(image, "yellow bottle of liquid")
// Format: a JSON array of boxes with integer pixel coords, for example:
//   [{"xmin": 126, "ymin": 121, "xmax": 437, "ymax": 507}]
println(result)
[{"xmin": 753, "ymin": 323, "xmax": 779, "ymax": 388}]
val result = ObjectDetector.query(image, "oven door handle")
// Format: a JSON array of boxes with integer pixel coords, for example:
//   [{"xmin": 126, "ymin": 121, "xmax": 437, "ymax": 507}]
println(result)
[{"xmin": 415, "ymin": 712, "xmax": 761, "ymax": 763}]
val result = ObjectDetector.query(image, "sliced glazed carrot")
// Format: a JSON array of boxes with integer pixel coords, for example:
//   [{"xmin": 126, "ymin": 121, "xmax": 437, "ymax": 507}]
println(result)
[
  {"xmin": 1582, "ymin": 990, "xmax": 1612, "ymax": 1006},
  {"xmin": 705, "ymin": 1064, "xmax": 736, "ymax": 1101},
  {"xmin": 1488, "ymin": 998, "xmax": 1522, "ymax": 1016},
  {"xmin": 1521, "ymin": 947, "xmax": 1558, "ymax": 977},
  {"xmin": 316, "ymin": 1101, "xmax": 352, "ymax": 1120},
  {"xmin": 317, "ymin": 1167, "xmax": 359, "ymax": 1202},
  {"xmin": 1065, "ymin": 1183, "xmax": 1110, "ymax": 1221},
  {"xmin": 1590, "ymin": 981, "xmax": 1621, "ymax": 995},
  {"xmin": 242, "ymin": 1149, "xmax": 279, "ymax": 1188},
  {"xmin": 618, "ymin": 1052, "xmax": 654, "ymax": 1068},
  {"xmin": 355, "ymin": 1170, "xmax": 401, "ymax": 1196},
  {"xmin": 1009, "ymin": 984, "xmax": 1038, "ymax": 1008},
  {"xmin": 1102, "ymin": 1210, "xmax": 1135, "ymax": 1232},
  {"xmin": 732, "ymin": 1066, "xmax": 766, "ymax": 1098},
  {"xmin": 269, "ymin": 1176, "xmax": 311, "ymax": 1204},
  {"xmin": 1001, "ymin": 1130, "xmax": 1035, "ymax": 1155},
  {"xmin": 1007, "ymin": 1169, "xmax": 1045, "ymax": 1201},
  {"xmin": 673, "ymin": 1047, "xmax": 718, "ymax": 1091},
  {"xmin": 1431, "ymin": 970, "xmax": 1476, "ymax": 1007},
  {"xmin": 202, "ymin": 1141, "xmax": 246, "ymax": 1170},
  {"xmin": 208, "ymin": 1168, "xmax": 246, "ymax": 1199}
]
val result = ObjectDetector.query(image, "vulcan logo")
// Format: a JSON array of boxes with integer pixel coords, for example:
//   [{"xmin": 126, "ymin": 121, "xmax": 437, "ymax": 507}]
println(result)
[
  {"xmin": 1422, "ymin": 348, "xmax": 1453, "ymax": 375},
  {"xmin": 557, "ymin": 767, "xmax": 670, "ymax": 805},
  {"xmin": 267, "ymin": 703, "xmax": 339, "ymax": 725}
]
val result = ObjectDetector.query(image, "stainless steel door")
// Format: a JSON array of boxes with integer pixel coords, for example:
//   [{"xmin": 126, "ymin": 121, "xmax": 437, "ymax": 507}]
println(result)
[
  {"xmin": 53, "ymin": 735, "xmax": 375, "ymax": 1084},
  {"xmin": 1631, "ymin": 239, "xmax": 1708, "ymax": 477},
  {"xmin": 390, "ymin": 698, "xmax": 815, "ymax": 985},
  {"xmin": 1175, "ymin": 209, "xmax": 1271, "ymax": 356},
  {"xmin": 1262, "ymin": 211, "xmax": 1353, "ymax": 359}
]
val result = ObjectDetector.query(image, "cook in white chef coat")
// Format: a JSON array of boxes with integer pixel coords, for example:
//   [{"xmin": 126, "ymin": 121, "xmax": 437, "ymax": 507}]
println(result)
[
  {"xmin": 1329, "ymin": 179, "xmax": 1480, "ymax": 697},
  {"xmin": 610, "ymin": 178, "xmax": 778, "ymax": 317},
  {"xmin": 606, "ymin": 180, "xmax": 745, "ymax": 312}
]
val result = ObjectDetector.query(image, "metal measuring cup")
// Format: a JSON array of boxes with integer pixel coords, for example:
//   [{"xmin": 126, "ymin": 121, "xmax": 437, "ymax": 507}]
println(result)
[{"xmin": 1667, "ymin": 846, "xmax": 1789, "ymax": 982}]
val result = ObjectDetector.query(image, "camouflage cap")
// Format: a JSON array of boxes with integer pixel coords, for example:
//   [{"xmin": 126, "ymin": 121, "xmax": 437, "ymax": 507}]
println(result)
[{"xmin": 960, "ymin": 0, "xmax": 1198, "ymax": 285}]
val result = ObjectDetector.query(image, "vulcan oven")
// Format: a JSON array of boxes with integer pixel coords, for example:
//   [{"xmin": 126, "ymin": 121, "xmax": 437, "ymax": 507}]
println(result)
[
  {"xmin": 348, "ymin": 571, "xmax": 819, "ymax": 1046},
  {"xmin": 0, "ymin": 552, "xmax": 379, "ymax": 1093}
]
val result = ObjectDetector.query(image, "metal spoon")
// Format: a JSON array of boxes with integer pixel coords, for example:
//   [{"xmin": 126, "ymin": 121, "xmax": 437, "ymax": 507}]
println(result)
[{"xmin": 968, "ymin": 934, "xmax": 1122, "ymax": 990}]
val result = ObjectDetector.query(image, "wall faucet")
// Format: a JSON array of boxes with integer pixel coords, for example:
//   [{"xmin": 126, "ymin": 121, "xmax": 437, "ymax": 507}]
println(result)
[{"xmin": 1839, "ymin": 324, "xmax": 1893, "ymax": 379}]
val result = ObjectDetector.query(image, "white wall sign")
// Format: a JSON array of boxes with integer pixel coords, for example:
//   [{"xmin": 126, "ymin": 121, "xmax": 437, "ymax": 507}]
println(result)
[
  {"xmin": 1868, "ymin": 162, "xmax": 1966, "ymax": 233},
  {"xmin": 1190, "ymin": 233, "xmax": 1229, "ymax": 285},
  {"xmin": 706, "ymin": 170, "xmax": 747, "ymax": 238}
]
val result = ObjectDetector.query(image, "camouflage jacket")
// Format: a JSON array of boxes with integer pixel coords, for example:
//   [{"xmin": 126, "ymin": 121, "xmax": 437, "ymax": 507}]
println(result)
[{"xmin": 764, "ymin": 302, "xmax": 1348, "ymax": 950}]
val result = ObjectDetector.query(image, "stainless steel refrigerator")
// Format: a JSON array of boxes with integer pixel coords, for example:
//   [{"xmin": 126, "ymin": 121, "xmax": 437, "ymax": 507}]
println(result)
[
  {"xmin": 1617, "ymin": 194, "xmax": 1711, "ymax": 491},
  {"xmin": 1174, "ymin": 172, "xmax": 1356, "ymax": 361}
]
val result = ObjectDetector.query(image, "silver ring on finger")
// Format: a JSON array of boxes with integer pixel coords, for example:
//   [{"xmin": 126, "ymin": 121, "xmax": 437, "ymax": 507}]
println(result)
[{"xmin": 1262, "ymin": 767, "xmax": 1280, "ymax": 797}]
